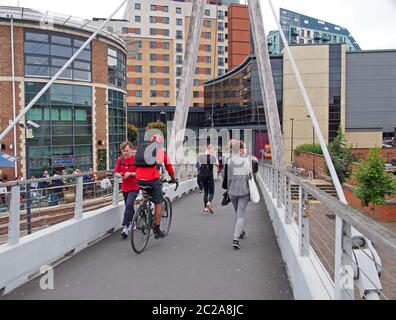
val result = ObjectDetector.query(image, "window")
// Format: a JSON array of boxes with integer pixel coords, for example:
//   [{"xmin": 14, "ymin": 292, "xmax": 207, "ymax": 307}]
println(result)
[
  {"xmin": 218, "ymin": 57, "xmax": 224, "ymax": 66},
  {"xmin": 205, "ymin": 9, "xmax": 210, "ymax": 16},
  {"xmin": 150, "ymin": 28, "xmax": 156, "ymax": 36},
  {"xmin": 136, "ymin": 90, "xmax": 142, "ymax": 97},
  {"xmin": 136, "ymin": 53, "xmax": 142, "ymax": 60},
  {"xmin": 122, "ymin": 27, "xmax": 129, "ymax": 34},
  {"xmin": 218, "ymin": 34, "xmax": 224, "ymax": 42},
  {"xmin": 163, "ymin": 66, "xmax": 170, "ymax": 73},
  {"xmin": 193, "ymin": 91, "xmax": 199, "ymax": 98},
  {"xmin": 163, "ymin": 6, "xmax": 168, "ymax": 12},
  {"xmin": 135, "ymin": 78, "xmax": 142, "ymax": 85},
  {"xmin": 195, "ymin": 68, "xmax": 199, "ymax": 75},
  {"xmin": 176, "ymin": 30, "xmax": 183, "ymax": 39},
  {"xmin": 150, "ymin": 90, "xmax": 157, "ymax": 97},
  {"xmin": 204, "ymin": 44, "xmax": 211, "ymax": 52},
  {"xmin": 176, "ymin": 67, "xmax": 182, "ymax": 76},
  {"xmin": 163, "ymin": 54, "xmax": 170, "ymax": 61},
  {"xmin": 150, "ymin": 16, "xmax": 156, "ymax": 23},
  {"xmin": 217, "ymin": 11, "xmax": 224, "ymax": 19},
  {"xmin": 203, "ymin": 32, "xmax": 211, "ymax": 39},
  {"xmin": 193, "ymin": 79, "xmax": 199, "ymax": 86},
  {"xmin": 135, "ymin": 65, "xmax": 142, "ymax": 72},
  {"xmin": 205, "ymin": 68, "xmax": 211, "ymax": 75},
  {"xmin": 164, "ymin": 91, "xmax": 170, "ymax": 98},
  {"xmin": 150, "ymin": 41, "xmax": 157, "ymax": 49},
  {"xmin": 205, "ymin": 56, "xmax": 211, "ymax": 63},
  {"xmin": 163, "ymin": 42, "xmax": 170, "ymax": 49},
  {"xmin": 150, "ymin": 54, "xmax": 157, "ymax": 61},
  {"xmin": 218, "ymin": 22, "xmax": 224, "ymax": 30},
  {"xmin": 218, "ymin": 46, "xmax": 224, "ymax": 54},
  {"xmin": 176, "ymin": 44, "xmax": 183, "ymax": 52},
  {"xmin": 163, "ymin": 29, "xmax": 170, "ymax": 36},
  {"xmin": 150, "ymin": 78, "xmax": 157, "ymax": 86},
  {"xmin": 135, "ymin": 16, "xmax": 141, "ymax": 22},
  {"xmin": 163, "ymin": 79, "xmax": 170, "ymax": 86},
  {"xmin": 134, "ymin": 28, "xmax": 141, "ymax": 35},
  {"xmin": 150, "ymin": 4, "xmax": 156, "ymax": 11},
  {"xmin": 176, "ymin": 18, "xmax": 183, "ymax": 26},
  {"xmin": 176, "ymin": 7, "xmax": 182, "ymax": 14},
  {"xmin": 176, "ymin": 79, "xmax": 181, "ymax": 88},
  {"xmin": 135, "ymin": 3, "xmax": 141, "ymax": 10},
  {"xmin": 25, "ymin": 30, "xmax": 92, "ymax": 82},
  {"xmin": 150, "ymin": 66, "xmax": 157, "ymax": 73},
  {"xmin": 163, "ymin": 17, "xmax": 170, "ymax": 24},
  {"xmin": 204, "ymin": 20, "xmax": 212, "ymax": 28},
  {"xmin": 108, "ymin": 47, "xmax": 126, "ymax": 88}
]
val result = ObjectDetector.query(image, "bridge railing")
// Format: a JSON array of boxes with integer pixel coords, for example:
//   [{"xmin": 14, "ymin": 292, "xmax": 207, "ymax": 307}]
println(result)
[
  {"xmin": 258, "ymin": 163, "xmax": 396, "ymax": 300},
  {"xmin": 0, "ymin": 164, "xmax": 198, "ymax": 246}
]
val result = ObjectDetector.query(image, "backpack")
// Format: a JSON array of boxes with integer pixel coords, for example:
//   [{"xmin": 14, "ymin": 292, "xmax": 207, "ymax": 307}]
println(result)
[
  {"xmin": 134, "ymin": 141, "xmax": 160, "ymax": 168},
  {"xmin": 198, "ymin": 154, "xmax": 214, "ymax": 178}
]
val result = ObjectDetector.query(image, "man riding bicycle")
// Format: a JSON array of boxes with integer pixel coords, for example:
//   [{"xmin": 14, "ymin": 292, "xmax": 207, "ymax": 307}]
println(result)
[{"xmin": 135, "ymin": 134, "xmax": 176, "ymax": 239}]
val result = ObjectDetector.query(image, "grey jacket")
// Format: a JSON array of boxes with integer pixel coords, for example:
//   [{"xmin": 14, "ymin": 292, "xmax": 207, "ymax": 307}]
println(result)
[{"xmin": 224, "ymin": 156, "xmax": 251, "ymax": 197}]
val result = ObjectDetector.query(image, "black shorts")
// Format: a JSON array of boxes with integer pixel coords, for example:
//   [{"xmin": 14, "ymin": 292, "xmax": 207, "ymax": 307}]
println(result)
[{"xmin": 137, "ymin": 179, "xmax": 163, "ymax": 204}]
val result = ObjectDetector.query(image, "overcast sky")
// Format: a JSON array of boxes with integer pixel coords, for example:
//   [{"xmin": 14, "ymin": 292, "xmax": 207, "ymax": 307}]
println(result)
[{"xmin": 1, "ymin": 0, "xmax": 395, "ymax": 50}]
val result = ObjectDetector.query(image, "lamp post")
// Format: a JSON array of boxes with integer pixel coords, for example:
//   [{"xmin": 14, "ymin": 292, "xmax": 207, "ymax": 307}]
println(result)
[
  {"xmin": 290, "ymin": 118, "xmax": 294, "ymax": 163},
  {"xmin": 307, "ymin": 115, "xmax": 316, "ymax": 179},
  {"xmin": 19, "ymin": 120, "xmax": 40, "ymax": 235}
]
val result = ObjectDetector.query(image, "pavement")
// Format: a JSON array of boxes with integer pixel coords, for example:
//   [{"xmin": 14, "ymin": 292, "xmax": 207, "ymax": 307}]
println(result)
[{"xmin": 2, "ymin": 181, "xmax": 293, "ymax": 300}]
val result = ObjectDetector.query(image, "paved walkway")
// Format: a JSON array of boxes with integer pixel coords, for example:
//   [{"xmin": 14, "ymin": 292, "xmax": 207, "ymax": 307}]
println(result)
[{"xmin": 2, "ymin": 181, "xmax": 293, "ymax": 300}]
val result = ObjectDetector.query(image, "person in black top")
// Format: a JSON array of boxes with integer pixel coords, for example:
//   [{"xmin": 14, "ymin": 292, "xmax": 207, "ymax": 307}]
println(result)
[{"xmin": 197, "ymin": 145, "xmax": 218, "ymax": 215}]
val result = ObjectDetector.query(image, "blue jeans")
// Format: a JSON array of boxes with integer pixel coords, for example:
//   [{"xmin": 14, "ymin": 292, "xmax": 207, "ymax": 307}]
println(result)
[{"xmin": 122, "ymin": 190, "xmax": 139, "ymax": 227}]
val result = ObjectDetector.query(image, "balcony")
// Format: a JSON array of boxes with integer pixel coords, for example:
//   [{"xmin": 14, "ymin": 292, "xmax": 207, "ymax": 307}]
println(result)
[
  {"xmin": 290, "ymin": 27, "xmax": 298, "ymax": 36},
  {"xmin": 314, "ymin": 32, "xmax": 322, "ymax": 40},
  {"xmin": 322, "ymin": 34, "xmax": 331, "ymax": 42}
]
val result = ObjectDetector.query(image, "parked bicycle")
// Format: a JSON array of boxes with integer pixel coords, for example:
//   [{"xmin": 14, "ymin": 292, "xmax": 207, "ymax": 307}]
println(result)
[{"xmin": 130, "ymin": 179, "xmax": 179, "ymax": 254}]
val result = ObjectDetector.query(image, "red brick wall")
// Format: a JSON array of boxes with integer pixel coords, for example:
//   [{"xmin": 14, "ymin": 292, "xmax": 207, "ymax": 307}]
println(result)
[
  {"xmin": 294, "ymin": 152, "xmax": 327, "ymax": 177},
  {"xmin": 343, "ymin": 187, "xmax": 396, "ymax": 222},
  {"xmin": 92, "ymin": 39, "xmax": 108, "ymax": 85},
  {"xmin": 352, "ymin": 148, "xmax": 396, "ymax": 162}
]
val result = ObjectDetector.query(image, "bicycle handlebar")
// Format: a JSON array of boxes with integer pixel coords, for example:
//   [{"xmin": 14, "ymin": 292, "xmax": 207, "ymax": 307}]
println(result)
[{"xmin": 163, "ymin": 179, "xmax": 179, "ymax": 192}]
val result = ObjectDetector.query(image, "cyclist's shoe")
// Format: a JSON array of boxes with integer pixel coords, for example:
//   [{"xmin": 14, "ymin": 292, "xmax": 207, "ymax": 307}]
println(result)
[
  {"xmin": 233, "ymin": 240, "xmax": 241, "ymax": 250},
  {"xmin": 153, "ymin": 225, "xmax": 165, "ymax": 239},
  {"xmin": 206, "ymin": 202, "xmax": 214, "ymax": 215},
  {"xmin": 239, "ymin": 231, "xmax": 246, "ymax": 239},
  {"xmin": 121, "ymin": 227, "xmax": 129, "ymax": 240}
]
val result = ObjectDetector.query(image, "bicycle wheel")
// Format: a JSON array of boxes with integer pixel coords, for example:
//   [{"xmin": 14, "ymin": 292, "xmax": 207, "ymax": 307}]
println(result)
[
  {"xmin": 131, "ymin": 204, "xmax": 151, "ymax": 254},
  {"xmin": 160, "ymin": 197, "xmax": 172, "ymax": 237}
]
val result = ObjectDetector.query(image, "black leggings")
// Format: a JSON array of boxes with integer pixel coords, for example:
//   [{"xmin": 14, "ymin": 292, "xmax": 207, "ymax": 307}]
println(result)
[
  {"xmin": 201, "ymin": 177, "xmax": 215, "ymax": 206},
  {"xmin": 122, "ymin": 191, "xmax": 139, "ymax": 227}
]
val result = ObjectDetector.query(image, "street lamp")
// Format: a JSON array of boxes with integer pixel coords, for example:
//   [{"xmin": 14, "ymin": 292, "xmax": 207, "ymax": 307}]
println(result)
[
  {"xmin": 290, "ymin": 118, "xmax": 294, "ymax": 163},
  {"xmin": 306, "ymin": 115, "xmax": 316, "ymax": 179},
  {"xmin": 19, "ymin": 120, "xmax": 40, "ymax": 235}
]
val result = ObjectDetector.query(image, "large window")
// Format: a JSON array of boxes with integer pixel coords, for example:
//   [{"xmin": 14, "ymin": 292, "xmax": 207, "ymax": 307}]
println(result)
[
  {"xmin": 25, "ymin": 82, "xmax": 93, "ymax": 177},
  {"xmin": 108, "ymin": 46, "xmax": 126, "ymax": 89},
  {"xmin": 24, "ymin": 29, "xmax": 92, "ymax": 81},
  {"xmin": 108, "ymin": 90, "xmax": 126, "ymax": 168}
]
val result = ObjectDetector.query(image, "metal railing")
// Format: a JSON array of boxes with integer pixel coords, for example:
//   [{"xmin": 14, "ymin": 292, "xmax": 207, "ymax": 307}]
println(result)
[
  {"xmin": 259, "ymin": 163, "xmax": 396, "ymax": 300},
  {"xmin": 0, "ymin": 164, "xmax": 198, "ymax": 246}
]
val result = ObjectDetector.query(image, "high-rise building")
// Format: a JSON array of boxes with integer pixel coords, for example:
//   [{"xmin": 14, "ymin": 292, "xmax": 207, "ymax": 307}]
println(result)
[
  {"xmin": 92, "ymin": 0, "xmax": 251, "ymax": 108},
  {"xmin": 267, "ymin": 8, "xmax": 361, "ymax": 54}
]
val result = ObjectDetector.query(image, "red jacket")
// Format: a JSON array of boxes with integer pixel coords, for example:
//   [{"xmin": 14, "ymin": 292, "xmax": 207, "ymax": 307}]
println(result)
[
  {"xmin": 136, "ymin": 149, "xmax": 175, "ymax": 181},
  {"xmin": 114, "ymin": 156, "xmax": 139, "ymax": 193}
]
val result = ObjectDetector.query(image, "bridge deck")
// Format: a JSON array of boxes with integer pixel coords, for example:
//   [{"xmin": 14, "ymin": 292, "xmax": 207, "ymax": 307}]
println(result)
[{"xmin": 2, "ymin": 182, "xmax": 293, "ymax": 300}]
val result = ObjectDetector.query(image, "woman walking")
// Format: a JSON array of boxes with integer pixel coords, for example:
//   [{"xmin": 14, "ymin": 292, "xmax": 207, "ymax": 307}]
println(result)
[
  {"xmin": 222, "ymin": 141, "xmax": 258, "ymax": 249},
  {"xmin": 197, "ymin": 144, "xmax": 218, "ymax": 215}
]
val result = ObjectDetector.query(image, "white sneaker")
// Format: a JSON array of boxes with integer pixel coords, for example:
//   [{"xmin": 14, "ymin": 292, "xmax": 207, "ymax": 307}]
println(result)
[{"xmin": 121, "ymin": 227, "xmax": 129, "ymax": 239}]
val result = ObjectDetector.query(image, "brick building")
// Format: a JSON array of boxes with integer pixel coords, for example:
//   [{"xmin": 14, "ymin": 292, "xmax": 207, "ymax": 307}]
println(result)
[{"xmin": 0, "ymin": 6, "xmax": 127, "ymax": 180}]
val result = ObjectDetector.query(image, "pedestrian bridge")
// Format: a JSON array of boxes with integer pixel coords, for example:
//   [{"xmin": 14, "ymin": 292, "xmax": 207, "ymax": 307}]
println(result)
[{"xmin": 0, "ymin": 165, "xmax": 396, "ymax": 300}]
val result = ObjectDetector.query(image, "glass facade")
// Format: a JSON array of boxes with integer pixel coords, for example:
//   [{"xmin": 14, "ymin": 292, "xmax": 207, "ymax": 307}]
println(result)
[
  {"xmin": 108, "ymin": 90, "xmax": 127, "ymax": 168},
  {"xmin": 204, "ymin": 56, "xmax": 283, "ymax": 129},
  {"xmin": 328, "ymin": 45, "xmax": 342, "ymax": 142},
  {"xmin": 25, "ymin": 82, "xmax": 93, "ymax": 178},
  {"xmin": 108, "ymin": 46, "xmax": 126, "ymax": 89},
  {"xmin": 24, "ymin": 29, "xmax": 92, "ymax": 81}
]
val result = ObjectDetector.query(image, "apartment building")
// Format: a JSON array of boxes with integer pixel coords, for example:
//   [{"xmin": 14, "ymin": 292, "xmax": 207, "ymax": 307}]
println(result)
[{"xmin": 93, "ymin": 0, "xmax": 250, "ymax": 107}]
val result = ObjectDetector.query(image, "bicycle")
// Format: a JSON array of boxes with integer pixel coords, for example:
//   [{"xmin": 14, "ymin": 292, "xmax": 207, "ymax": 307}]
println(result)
[{"xmin": 130, "ymin": 179, "xmax": 179, "ymax": 254}]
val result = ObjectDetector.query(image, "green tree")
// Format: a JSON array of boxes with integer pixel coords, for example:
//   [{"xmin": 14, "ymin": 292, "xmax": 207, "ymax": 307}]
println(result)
[
  {"xmin": 326, "ymin": 128, "xmax": 358, "ymax": 184},
  {"xmin": 97, "ymin": 149, "xmax": 107, "ymax": 171},
  {"xmin": 354, "ymin": 148, "xmax": 396, "ymax": 208},
  {"xmin": 145, "ymin": 121, "xmax": 166, "ymax": 138},
  {"xmin": 127, "ymin": 124, "xmax": 139, "ymax": 144}
]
